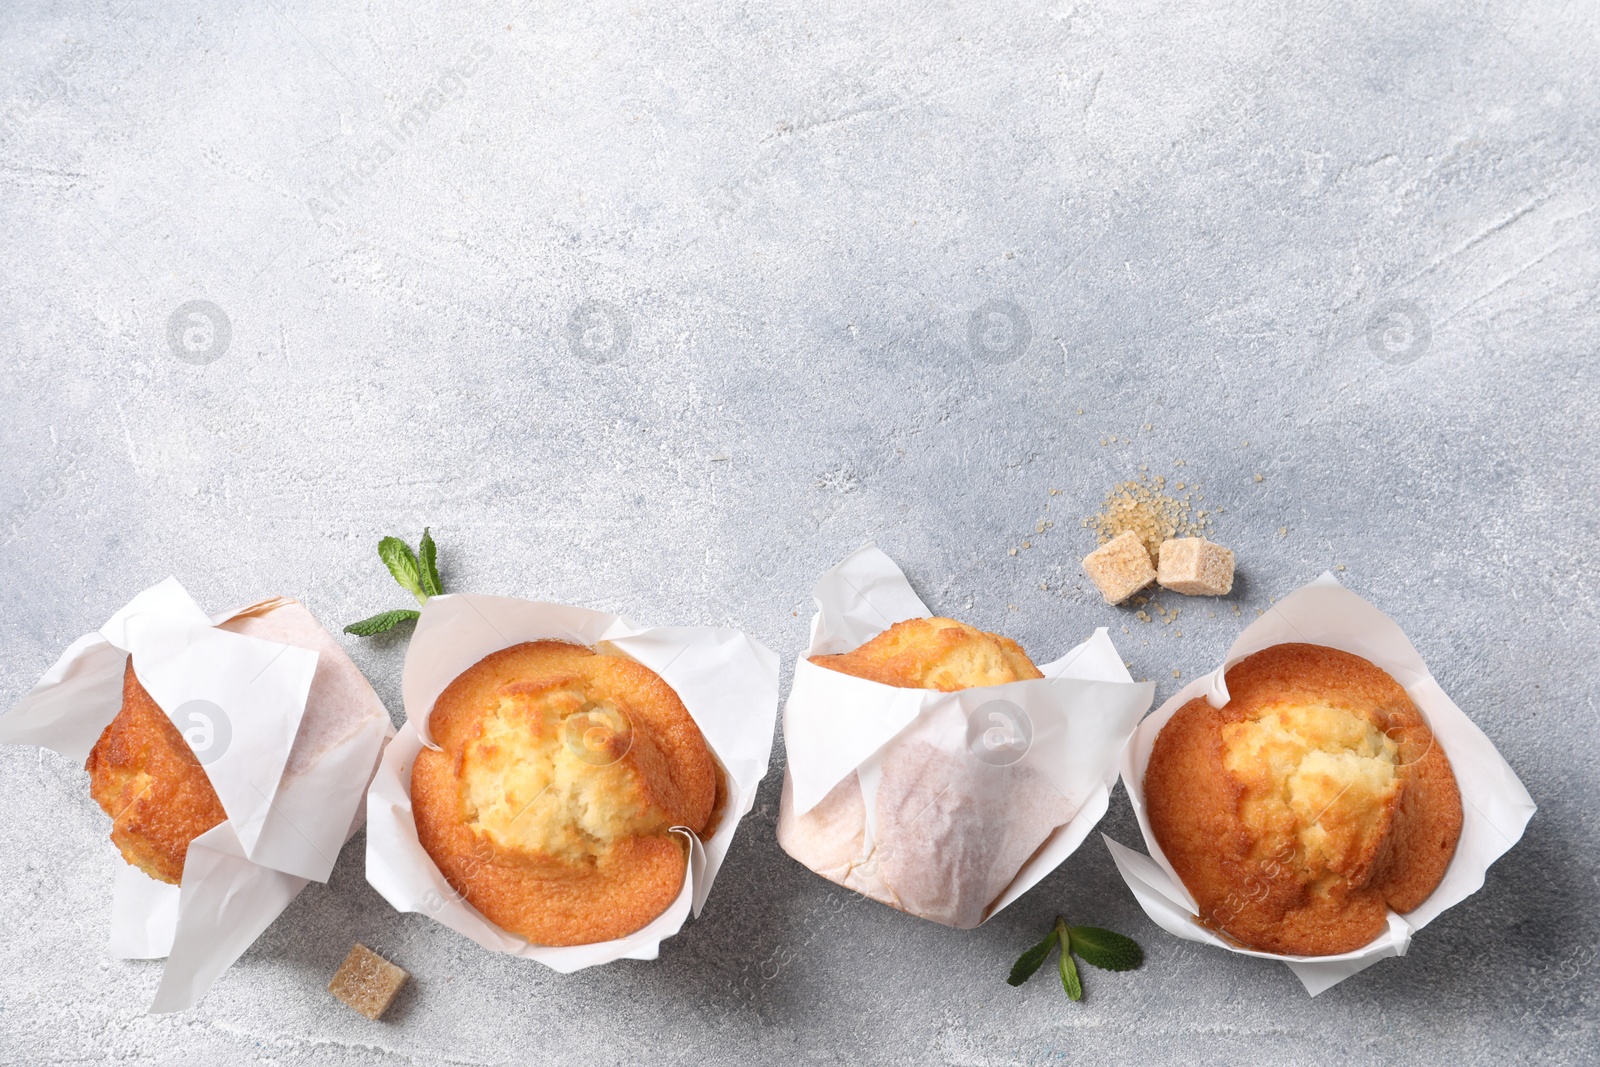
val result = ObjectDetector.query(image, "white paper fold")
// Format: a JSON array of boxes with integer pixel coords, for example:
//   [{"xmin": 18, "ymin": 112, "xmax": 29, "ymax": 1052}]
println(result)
[
  {"xmin": 364, "ymin": 593, "xmax": 780, "ymax": 971},
  {"xmin": 0, "ymin": 579, "xmax": 394, "ymax": 1012},
  {"xmin": 777, "ymin": 543, "xmax": 1155, "ymax": 927},
  {"xmin": 1107, "ymin": 572, "xmax": 1537, "ymax": 994}
]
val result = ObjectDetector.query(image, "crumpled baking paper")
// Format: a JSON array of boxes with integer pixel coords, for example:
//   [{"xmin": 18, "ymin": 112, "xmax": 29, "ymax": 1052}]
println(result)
[
  {"xmin": 364, "ymin": 592, "xmax": 779, "ymax": 971},
  {"xmin": 1106, "ymin": 572, "xmax": 1537, "ymax": 994},
  {"xmin": 777, "ymin": 543, "xmax": 1155, "ymax": 927},
  {"xmin": 0, "ymin": 578, "xmax": 394, "ymax": 1012}
]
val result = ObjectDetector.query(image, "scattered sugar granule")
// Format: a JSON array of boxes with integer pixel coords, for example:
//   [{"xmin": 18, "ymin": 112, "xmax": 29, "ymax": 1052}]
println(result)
[
  {"xmin": 1089, "ymin": 473, "xmax": 1212, "ymax": 563},
  {"xmin": 1254, "ymin": 473, "xmax": 1263, "ymax": 482}
]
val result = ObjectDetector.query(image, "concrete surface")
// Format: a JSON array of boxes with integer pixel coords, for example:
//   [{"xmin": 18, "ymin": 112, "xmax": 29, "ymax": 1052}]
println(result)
[{"xmin": 2, "ymin": 0, "xmax": 1597, "ymax": 1063}]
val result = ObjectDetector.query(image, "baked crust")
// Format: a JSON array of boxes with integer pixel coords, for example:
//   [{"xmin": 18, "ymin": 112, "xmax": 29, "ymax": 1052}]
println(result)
[
  {"xmin": 85, "ymin": 661, "xmax": 227, "ymax": 884},
  {"xmin": 412, "ymin": 640, "xmax": 720, "ymax": 946},
  {"xmin": 1144, "ymin": 643, "xmax": 1463, "ymax": 956},
  {"xmin": 809, "ymin": 617, "xmax": 1044, "ymax": 690}
]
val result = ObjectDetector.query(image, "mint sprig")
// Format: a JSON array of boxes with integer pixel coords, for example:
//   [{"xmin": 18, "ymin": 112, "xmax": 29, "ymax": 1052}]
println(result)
[
  {"xmin": 344, "ymin": 608, "xmax": 422, "ymax": 636},
  {"xmin": 1006, "ymin": 916, "xmax": 1143, "ymax": 1002},
  {"xmin": 1007, "ymin": 930, "xmax": 1057, "ymax": 986},
  {"xmin": 417, "ymin": 528, "xmax": 442, "ymax": 597},
  {"xmin": 378, "ymin": 536, "xmax": 426, "ymax": 603},
  {"xmin": 1068, "ymin": 925, "xmax": 1144, "ymax": 971},
  {"xmin": 346, "ymin": 528, "xmax": 444, "ymax": 636},
  {"xmin": 1058, "ymin": 930, "xmax": 1083, "ymax": 1000}
]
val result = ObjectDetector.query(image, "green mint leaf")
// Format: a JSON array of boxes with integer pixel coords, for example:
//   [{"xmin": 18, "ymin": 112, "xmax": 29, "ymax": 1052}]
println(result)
[
  {"xmin": 1069, "ymin": 927, "xmax": 1144, "ymax": 972},
  {"xmin": 1058, "ymin": 935, "xmax": 1083, "ymax": 1001},
  {"xmin": 1006, "ymin": 931, "xmax": 1058, "ymax": 986},
  {"xmin": 418, "ymin": 527, "xmax": 442, "ymax": 598},
  {"xmin": 343, "ymin": 609, "xmax": 421, "ymax": 636},
  {"xmin": 379, "ymin": 537, "xmax": 427, "ymax": 603}
]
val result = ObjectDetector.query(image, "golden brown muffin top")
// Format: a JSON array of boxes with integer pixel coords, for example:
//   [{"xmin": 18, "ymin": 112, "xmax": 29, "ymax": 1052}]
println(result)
[
  {"xmin": 412, "ymin": 640, "xmax": 722, "ymax": 947},
  {"xmin": 1144, "ymin": 643, "xmax": 1462, "ymax": 956},
  {"xmin": 809, "ymin": 617, "xmax": 1044, "ymax": 691},
  {"xmin": 85, "ymin": 661, "xmax": 227, "ymax": 885}
]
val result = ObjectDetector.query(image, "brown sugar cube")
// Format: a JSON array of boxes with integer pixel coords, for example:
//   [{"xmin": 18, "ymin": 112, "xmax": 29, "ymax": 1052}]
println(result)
[
  {"xmin": 1082, "ymin": 530, "xmax": 1157, "ymax": 604},
  {"xmin": 328, "ymin": 944, "xmax": 409, "ymax": 1021},
  {"xmin": 1157, "ymin": 537, "xmax": 1235, "ymax": 596}
]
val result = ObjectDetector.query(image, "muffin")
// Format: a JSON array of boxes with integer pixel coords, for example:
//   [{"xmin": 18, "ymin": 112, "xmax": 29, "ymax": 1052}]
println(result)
[
  {"xmin": 411, "ymin": 640, "xmax": 722, "ymax": 946},
  {"xmin": 781, "ymin": 616, "xmax": 1065, "ymax": 928},
  {"xmin": 809, "ymin": 617, "xmax": 1044, "ymax": 690},
  {"xmin": 85, "ymin": 660, "xmax": 227, "ymax": 885},
  {"xmin": 1144, "ymin": 643, "xmax": 1463, "ymax": 956}
]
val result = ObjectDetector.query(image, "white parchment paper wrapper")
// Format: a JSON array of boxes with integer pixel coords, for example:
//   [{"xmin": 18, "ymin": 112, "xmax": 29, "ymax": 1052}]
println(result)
[
  {"xmin": 364, "ymin": 593, "xmax": 779, "ymax": 971},
  {"xmin": 777, "ymin": 544, "xmax": 1155, "ymax": 928},
  {"xmin": 0, "ymin": 578, "xmax": 394, "ymax": 1012},
  {"xmin": 1106, "ymin": 572, "xmax": 1537, "ymax": 995}
]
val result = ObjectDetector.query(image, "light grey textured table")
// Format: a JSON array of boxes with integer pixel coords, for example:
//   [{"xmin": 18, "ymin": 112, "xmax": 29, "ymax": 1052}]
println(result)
[{"xmin": 2, "ymin": 1, "xmax": 1596, "ymax": 1063}]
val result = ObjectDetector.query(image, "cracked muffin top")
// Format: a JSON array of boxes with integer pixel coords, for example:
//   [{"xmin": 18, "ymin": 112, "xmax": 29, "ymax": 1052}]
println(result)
[
  {"xmin": 412, "ymin": 640, "xmax": 721, "ymax": 947},
  {"xmin": 1145, "ymin": 643, "xmax": 1462, "ymax": 956}
]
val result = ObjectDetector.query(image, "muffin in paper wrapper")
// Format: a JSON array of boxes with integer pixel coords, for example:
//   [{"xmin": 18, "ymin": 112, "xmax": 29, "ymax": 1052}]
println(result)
[
  {"xmin": 1105, "ymin": 572, "xmax": 1536, "ymax": 994},
  {"xmin": 777, "ymin": 544, "xmax": 1155, "ymax": 928},
  {"xmin": 364, "ymin": 593, "xmax": 779, "ymax": 970},
  {"xmin": 0, "ymin": 578, "xmax": 395, "ymax": 1012}
]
